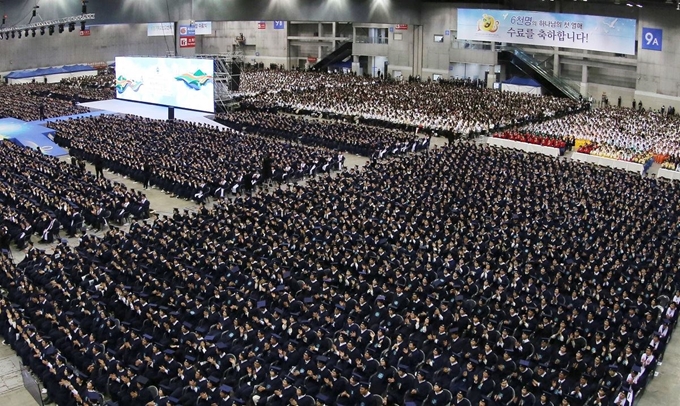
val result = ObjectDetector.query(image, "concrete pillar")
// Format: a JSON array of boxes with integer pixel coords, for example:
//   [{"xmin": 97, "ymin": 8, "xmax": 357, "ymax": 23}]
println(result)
[
  {"xmin": 352, "ymin": 55, "xmax": 360, "ymax": 75},
  {"xmin": 175, "ymin": 20, "xmax": 196, "ymax": 58},
  {"xmin": 580, "ymin": 64, "xmax": 588, "ymax": 98},
  {"xmin": 413, "ymin": 25, "xmax": 423, "ymax": 77},
  {"xmin": 332, "ymin": 22, "xmax": 337, "ymax": 51},
  {"xmin": 552, "ymin": 1, "xmax": 560, "ymax": 78},
  {"xmin": 318, "ymin": 23, "xmax": 324, "ymax": 59},
  {"xmin": 487, "ymin": 73, "xmax": 496, "ymax": 89}
]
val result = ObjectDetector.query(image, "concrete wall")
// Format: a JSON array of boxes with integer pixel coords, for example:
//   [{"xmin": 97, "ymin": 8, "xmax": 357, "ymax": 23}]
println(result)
[
  {"xmin": 288, "ymin": 23, "xmax": 333, "ymax": 65},
  {"xmin": 421, "ymin": 3, "xmax": 456, "ymax": 77},
  {"xmin": 420, "ymin": 3, "xmax": 499, "ymax": 79},
  {"xmin": 199, "ymin": 21, "xmax": 288, "ymax": 68},
  {"xmin": 0, "ymin": 24, "xmax": 170, "ymax": 73},
  {"xmin": 635, "ymin": 7, "xmax": 680, "ymax": 110},
  {"xmin": 387, "ymin": 27, "xmax": 414, "ymax": 78}
]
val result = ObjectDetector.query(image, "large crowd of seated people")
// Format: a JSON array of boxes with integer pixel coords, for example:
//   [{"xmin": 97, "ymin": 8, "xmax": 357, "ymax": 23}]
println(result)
[
  {"xmin": 241, "ymin": 78, "xmax": 585, "ymax": 136},
  {"xmin": 45, "ymin": 74, "xmax": 115, "ymax": 102},
  {"xmin": 60, "ymin": 74, "xmax": 115, "ymax": 90},
  {"xmin": 238, "ymin": 70, "xmax": 369, "ymax": 95},
  {"xmin": 2, "ymin": 142, "xmax": 679, "ymax": 406},
  {"xmin": 0, "ymin": 140, "xmax": 149, "ymax": 250},
  {"xmin": 215, "ymin": 109, "xmax": 429, "ymax": 157},
  {"xmin": 522, "ymin": 107, "xmax": 680, "ymax": 163},
  {"xmin": 0, "ymin": 83, "xmax": 89, "ymax": 121},
  {"xmin": 48, "ymin": 116, "xmax": 344, "ymax": 201},
  {"xmin": 0, "ymin": 74, "xmax": 113, "ymax": 122}
]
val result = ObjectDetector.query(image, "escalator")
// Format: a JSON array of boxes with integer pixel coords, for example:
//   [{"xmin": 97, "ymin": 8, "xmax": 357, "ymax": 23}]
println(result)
[
  {"xmin": 311, "ymin": 41, "xmax": 353, "ymax": 72},
  {"xmin": 499, "ymin": 46, "xmax": 581, "ymax": 100}
]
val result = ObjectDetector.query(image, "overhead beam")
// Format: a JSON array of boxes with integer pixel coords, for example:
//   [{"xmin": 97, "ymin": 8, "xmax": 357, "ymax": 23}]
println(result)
[{"xmin": 0, "ymin": 13, "xmax": 95, "ymax": 34}]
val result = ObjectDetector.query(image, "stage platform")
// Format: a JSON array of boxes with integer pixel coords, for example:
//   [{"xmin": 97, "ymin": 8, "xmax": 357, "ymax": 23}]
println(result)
[
  {"xmin": 0, "ymin": 118, "xmax": 67, "ymax": 157},
  {"xmin": 79, "ymin": 99, "xmax": 230, "ymax": 129}
]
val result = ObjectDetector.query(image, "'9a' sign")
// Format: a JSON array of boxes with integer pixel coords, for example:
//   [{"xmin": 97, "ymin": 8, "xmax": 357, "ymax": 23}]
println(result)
[{"xmin": 641, "ymin": 27, "xmax": 662, "ymax": 51}]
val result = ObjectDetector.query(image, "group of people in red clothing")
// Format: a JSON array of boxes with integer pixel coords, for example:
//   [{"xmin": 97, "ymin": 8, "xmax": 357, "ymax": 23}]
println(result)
[
  {"xmin": 577, "ymin": 143, "xmax": 597, "ymax": 154},
  {"xmin": 494, "ymin": 130, "xmax": 570, "ymax": 149}
]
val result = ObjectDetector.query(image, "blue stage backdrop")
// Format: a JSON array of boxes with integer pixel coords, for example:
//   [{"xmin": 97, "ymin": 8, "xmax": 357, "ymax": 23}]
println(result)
[{"xmin": 0, "ymin": 118, "xmax": 67, "ymax": 157}]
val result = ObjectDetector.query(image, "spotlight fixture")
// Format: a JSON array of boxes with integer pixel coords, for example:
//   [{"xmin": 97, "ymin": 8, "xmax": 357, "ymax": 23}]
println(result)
[
  {"xmin": 31, "ymin": 28, "xmax": 36, "ymax": 37},
  {"xmin": 81, "ymin": 21, "xmax": 86, "ymax": 31},
  {"xmin": 0, "ymin": 12, "xmax": 95, "ymax": 39},
  {"xmin": 17, "ymin": 30, "xmax": 21, "ymax": 38}
]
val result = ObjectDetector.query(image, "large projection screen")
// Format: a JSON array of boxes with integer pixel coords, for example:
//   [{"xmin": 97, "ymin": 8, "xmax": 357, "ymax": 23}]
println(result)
[
  {"xmin": 457, "ymin": 9, "xmax": 636, "ymax": 55},
  {"xmin": 115, "ymin": 57, "xmax": 215, "ymax": 113}
]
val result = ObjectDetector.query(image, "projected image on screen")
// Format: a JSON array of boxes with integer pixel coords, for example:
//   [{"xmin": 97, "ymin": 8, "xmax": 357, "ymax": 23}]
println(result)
[{"xmin": 115, "ymin": 57, "xmax": 215, "ymax": 113}]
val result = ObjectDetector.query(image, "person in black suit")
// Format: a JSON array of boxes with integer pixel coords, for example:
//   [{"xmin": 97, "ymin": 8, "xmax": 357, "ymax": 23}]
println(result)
[
  {"xmin": 143, "ymin": 162, "xmax": 153, "ymax": 189},
  {"xmin": 262, "ymin": 153, "xmax": 273, "ymax": 184},
  {"xmin": 94, "ymin": 156, "xmax": 105, "ymax": 179}
]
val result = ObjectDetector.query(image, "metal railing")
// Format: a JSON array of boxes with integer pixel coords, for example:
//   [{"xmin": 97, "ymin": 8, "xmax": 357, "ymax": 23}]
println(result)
[
  {"xmin": 354, "ymin": 35, "xmax": 388, "ymax": 45},
  {"xmin": 451, "ymin": 40, "xmax": 493, "ymax": 50}
]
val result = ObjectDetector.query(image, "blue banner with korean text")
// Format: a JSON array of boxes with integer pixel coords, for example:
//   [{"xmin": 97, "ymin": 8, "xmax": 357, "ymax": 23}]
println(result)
[{"xmin": 457, "ymin": 9, "xmax": 636, "ymax": 55}]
